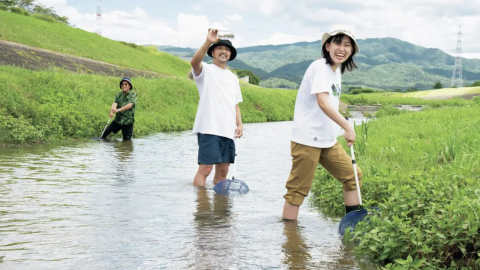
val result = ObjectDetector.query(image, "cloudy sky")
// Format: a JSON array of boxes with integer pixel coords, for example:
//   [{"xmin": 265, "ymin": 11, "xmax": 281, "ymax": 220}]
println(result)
[{"xmin": 36, "ymin": 0, "xmax": 480, "ymax": 59}]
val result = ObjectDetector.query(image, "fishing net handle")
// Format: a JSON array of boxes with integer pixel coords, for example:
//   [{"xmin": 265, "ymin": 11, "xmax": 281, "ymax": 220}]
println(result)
[
  {"xmin": 350, "ymin": 144, "xmax": 363, "ymax": 205},
  {"xmin": 232, "ymin": 137, "xmax": 239, "ymax": 180},
  {"xmin": 100, "ymin": 118, "xmax": 111, "ymax": 138}
]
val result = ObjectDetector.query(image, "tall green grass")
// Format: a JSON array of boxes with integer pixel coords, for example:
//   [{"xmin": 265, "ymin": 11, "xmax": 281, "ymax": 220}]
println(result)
[
  {"xmin": 311, "ymin": 103, "xmax": 480, "ymax": 268},
  {"xmin": 0, "ymin": 10, "xmax": 190, "ymax": 77},
  {"xmin": 0, "ymin": 66, "xmax": 297, "ymax": 145}
]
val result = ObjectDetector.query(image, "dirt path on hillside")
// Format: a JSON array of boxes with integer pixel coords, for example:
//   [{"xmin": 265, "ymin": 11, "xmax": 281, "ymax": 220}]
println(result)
[{"xmin": 0, "ymin": 40, "xmax": 167, "ymax": 78}]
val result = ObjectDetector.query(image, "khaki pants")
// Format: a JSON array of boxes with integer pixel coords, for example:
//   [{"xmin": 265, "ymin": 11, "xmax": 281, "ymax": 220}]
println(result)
[{"xmin": 284, "ymin": 141, "xmax": 363, "ymax": 206}]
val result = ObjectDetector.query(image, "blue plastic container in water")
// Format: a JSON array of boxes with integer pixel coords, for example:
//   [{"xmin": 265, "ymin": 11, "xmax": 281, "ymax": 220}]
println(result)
[{"xmin": 213, "ymin": 179, "xmax": 249, "ymax": 194}]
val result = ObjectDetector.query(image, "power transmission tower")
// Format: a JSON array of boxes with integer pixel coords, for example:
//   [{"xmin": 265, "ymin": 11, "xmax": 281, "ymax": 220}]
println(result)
[
  {"xmin": 451, "ymin": 25, "xmax": 463, "ymax": 88},
  {"xmin": 96, "ymin": 0, "xmax": 102, "ymax": 35}
]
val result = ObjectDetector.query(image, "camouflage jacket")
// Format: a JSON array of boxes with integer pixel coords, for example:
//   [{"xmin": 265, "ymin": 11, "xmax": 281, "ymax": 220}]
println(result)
[{"xmin": 114, "ymin": 91, "xmax": 137, "ymax": 125}]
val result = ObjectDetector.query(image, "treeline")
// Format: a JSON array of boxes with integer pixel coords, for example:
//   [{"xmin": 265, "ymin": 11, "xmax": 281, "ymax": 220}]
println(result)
[
  {"xmin": 232, "ymin": 69, "xmax": 261, "ymax": 85},
  {"xmin": 0, "ymin": 0, "xmax": 68, "ymax": 24},
  {"xmin": 345, "ymin": 86, "xmax": 384, "ymax": 95},
  {"xmin": 432, "ymin": 80, "xmax": 480, "ymax": 90}
]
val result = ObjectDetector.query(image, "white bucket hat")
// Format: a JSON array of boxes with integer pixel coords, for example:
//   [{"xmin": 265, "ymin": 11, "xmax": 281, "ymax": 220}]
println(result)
[{"xmin": 321, "ymin": 29, "xmax": 360, "ymax": 56}]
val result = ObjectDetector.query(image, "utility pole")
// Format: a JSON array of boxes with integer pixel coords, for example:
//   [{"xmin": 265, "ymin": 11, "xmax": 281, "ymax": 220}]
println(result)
[
  {"xmin": 96, "ymin": 0, "xmax": 102, "ymax": 35},
  {"xmin": 451, "ymin": 25, "xmax": 463, "ymax": 88}
]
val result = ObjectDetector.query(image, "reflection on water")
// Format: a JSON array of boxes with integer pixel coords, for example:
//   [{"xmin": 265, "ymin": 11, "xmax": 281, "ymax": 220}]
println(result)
[
  {"xmin": 0, "ymin": 122, "xmax": 379, "ymax": 270},
  {"xmin": 283, "ymin": 221, "xmax": 311, "ymax": 269},
  {"xmin": 114, "ymin": 140, "xmax": 134, "ymax": 160},
  {"xmin": 193, "ymin": 188, "xmax": 234, "ymax": 270},
  {"xmin": 112, "ymin": 141, "xmax": 135, "ymax": 186}
]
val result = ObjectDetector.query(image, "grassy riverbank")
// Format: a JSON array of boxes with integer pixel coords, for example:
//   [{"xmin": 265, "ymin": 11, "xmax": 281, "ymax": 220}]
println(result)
[
  {"xmin": 0, "ymin": 66, "xmax": 296, "ymax": 145},
  {"xmin": 0, "ymin": 10, "xmax": 190, "ymax": 77},
  {"xmin": 311, "ymin": 102, "xmax": 480, "ymax": 269}
]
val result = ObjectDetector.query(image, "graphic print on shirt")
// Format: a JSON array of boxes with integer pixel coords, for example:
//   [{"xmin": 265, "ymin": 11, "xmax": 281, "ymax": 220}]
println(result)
[{"xmin": 331, "ymin": 84, "xmax": 341, "ymax": 98}]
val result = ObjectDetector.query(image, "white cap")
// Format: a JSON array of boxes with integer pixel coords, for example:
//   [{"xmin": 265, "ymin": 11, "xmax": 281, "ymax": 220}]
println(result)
[{"xmin": 321, "ymin": 28, "xmax": 360, "ymax": 56}]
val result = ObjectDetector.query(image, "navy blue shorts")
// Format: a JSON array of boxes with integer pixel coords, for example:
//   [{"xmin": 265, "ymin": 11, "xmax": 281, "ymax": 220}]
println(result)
[{"xmin": 197, "ymin": 133, "xmax": 236, "ymax": 165}]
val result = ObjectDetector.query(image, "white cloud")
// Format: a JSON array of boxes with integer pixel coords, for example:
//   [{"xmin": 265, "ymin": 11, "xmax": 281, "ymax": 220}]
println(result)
[
  {"xmin": 35, "ymin": 0, "xmax": 232, "ymax": 48},
  {"xmin": 35, "ymin": 0, "xmax": 67, "ymax": 7},
  {"xmin": 296, "ymin": 6, "xmax": 347, "ymax": 24},
  {"xmin": 225, "ymin": 13, "xmax": 243, "ymax": 23},
  {"xmin": 448, "ymin": 53, "xmax": 480, "ymax": 60},
  {"xmin": 258, "ymin": 0, "xmax": 282, "ymax": 15},
  {"xmin": 35, "ymin": 0, "xmax": 94, "ymax": 30},
  {"xmin": 108, "ymin": 13, "xmax": 228, "ymax": 47},
  {"xmin": 258, "ymin": 32, "xmax": 318, "ymax": 45},
  {"xmin": 192, "ymin": 4, "xmax": 203, "ymax": 11},
  {"xmin": 202, "ymin": 0, "xmax": 284, "ymax": 15}
]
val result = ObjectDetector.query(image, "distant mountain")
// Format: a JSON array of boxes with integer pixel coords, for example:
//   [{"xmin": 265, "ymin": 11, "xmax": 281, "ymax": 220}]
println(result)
[
  {"xmin": 157, "ymin": 45, "xmax": 196, "ymax": 57},
  {"xmin": 156, "ymin": 38, "xmax": 480, "ymax": 90}
]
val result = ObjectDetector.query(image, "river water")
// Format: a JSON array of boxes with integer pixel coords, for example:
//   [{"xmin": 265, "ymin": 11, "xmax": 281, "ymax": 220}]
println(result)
[{"xmin": 0, "ymin": 120, "xmax": 378, "ymax": 270}]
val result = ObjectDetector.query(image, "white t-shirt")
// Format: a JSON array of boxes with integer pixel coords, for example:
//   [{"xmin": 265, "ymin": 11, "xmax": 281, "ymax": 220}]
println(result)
[
  {"xmin": 192, "ymin": 62, "xmax": 243, "ymax": 140},
  {"xmin": 291, "ymin": 58, "xmax": 342, "ymax": 148}
]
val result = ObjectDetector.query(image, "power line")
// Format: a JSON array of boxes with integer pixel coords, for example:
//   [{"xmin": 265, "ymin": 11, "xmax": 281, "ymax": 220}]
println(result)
[
  {"xmin": 451, "ymin": 25, "xmax": 463, "ymax": 88},
  {"xmin": 95, "ymin": 0, "xmax": 101, "ymax": 35}
]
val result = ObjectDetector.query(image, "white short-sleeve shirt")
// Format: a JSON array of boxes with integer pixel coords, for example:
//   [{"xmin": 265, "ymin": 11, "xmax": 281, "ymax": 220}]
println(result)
[
  {"xmin": 291, "ymin": 58, "xmax": 342, "ymax": 148},
  {"xmin": 192, "ymin": 62, "xmax": 243, "ymax": 140}
]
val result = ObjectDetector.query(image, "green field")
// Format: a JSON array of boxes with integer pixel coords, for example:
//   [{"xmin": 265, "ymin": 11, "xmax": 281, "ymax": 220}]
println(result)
[
  {"xmin": 403, "ymin": 86, "xmax": 480, "ymax": 98},
  {"xmin": 341, "ymin": 86, "xmax": 480, "ymax": 107},
  {"xmin": 341, "ymin": 92, "xmax": 473, "ymax": 107}
]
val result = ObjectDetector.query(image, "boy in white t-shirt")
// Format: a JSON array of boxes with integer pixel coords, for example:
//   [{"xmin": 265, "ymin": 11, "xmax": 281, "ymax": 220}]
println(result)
[
  {"xmin": 283, "ymin": 29, "xmax": 363, "ymax": 221},
  {"xmin": 190, "ymin": 29, "xmax": 244, "ymax": 187}
]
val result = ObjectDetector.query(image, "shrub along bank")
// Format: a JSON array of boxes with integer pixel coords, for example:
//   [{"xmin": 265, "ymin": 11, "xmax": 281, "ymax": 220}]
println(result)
[{"xmin": 312, "ymin": 102, "xmax": 480, "ymax": 269}]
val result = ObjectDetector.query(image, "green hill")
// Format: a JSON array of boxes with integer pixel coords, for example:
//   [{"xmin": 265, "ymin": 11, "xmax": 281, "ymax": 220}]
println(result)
[
  {"xmin": 0, "ymin": 10, "xmax": 191, "ymax": 77},
  {"xmin": 158, "ymin": 38, "xmax": 480, "ymax": 90}
]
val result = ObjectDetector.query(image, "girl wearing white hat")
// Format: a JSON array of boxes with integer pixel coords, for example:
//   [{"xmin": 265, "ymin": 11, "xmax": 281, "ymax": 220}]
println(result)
[{"xmin": 283, "ymin": 28, "xmax": 362, "ymax": 221}]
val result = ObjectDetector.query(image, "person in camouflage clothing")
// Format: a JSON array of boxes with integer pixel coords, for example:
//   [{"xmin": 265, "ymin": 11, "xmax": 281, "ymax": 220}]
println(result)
[{"xmin": 101, "ymin": 77, "xmax": 137, "ymax": 141}]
